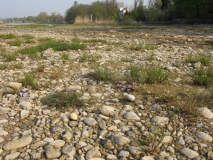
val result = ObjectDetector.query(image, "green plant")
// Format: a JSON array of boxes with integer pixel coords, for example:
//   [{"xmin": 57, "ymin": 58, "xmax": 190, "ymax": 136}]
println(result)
[
  {"xmin": 40, "ymin": 90, "xmax": 84, "ymax": 109},
  {"xmin": 25, "ymin": 39, "xmax": 35, "ymax": 44},
  {"xmin": 125, "ymin": 65, "xmax": 168, "ymax": 84},
  {"xmin": 129, "ymin": 44, "xmax": 143, "ymax": 50},
  {"xmin": 50, "ymin": 60, "xmax": 55, "ymax": 65},
  {"xmin": 147, "ymin": 53, "xmax": 155, "ymax": 62},
  {"xmin": 20, "ymin": 72, "xmax": 38, "ymax": 89},
  {"xmin": 18, "ymin": 46, "xmax": 38, "ymax": 58},
  {"xmin": 146, "ymin": 66, "xmax": 168, "ymax": 84},
  {"xmin": 0, "ymin": 63, "xmax": 7, "ymax": 70},
  {"xmin": 80, "ymin": 52, "xmax": 89, "ymax": 62},
  {"xmin": 0, "ymin": 33, "xmax": 17, "ymax": 39},
  {"xmin": 193, "ymin": 67, "xmax": 213, "ymax": 87},
  {"xmin": 145, "ymin": 44, "xmax": 157, "ymax": 50},
  {"xmin": 61, "ymin": 52, "xmax": 69, "ymax": 60},
  {"xmin": 22, "ymin": 34, "xmax": 34, "ymax": 39},
  {"xmin": 91, "ymin": 67, "xmax": 117, "ymax": 82},
  {"xmin": 139, "ymin": 130, "xmax": 165, "ymax": 155},
  {"xmin": 38, "ymin": 37, "xmax": 53, "ymax": 42},
  {"xmin": 90, "ymin": 55, "xmax": 101, "ymax": 62},
  {"xmin": 7, "ymin": 40, "xmax": 23, "ymax": 46},
  {"xmin": 175, "ymin": 93, "xmax": 202, "ymax": 116},
  {"xmin": 0, "ymin": 53, "xmax": 17, "ymax": 62},
  {"xmin": 186, "ymin": 54, "xmax": 212, "ymax": 66}
]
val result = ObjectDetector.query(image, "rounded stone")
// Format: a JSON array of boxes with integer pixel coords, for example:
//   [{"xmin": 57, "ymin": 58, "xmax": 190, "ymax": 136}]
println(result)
[
  {"xmin": 125, "ymin": 94, "xmax": 135, "ymax": 101},
  {"xmin": 70, "ymin": 113, "xmax": 78, "ymax": 120}
]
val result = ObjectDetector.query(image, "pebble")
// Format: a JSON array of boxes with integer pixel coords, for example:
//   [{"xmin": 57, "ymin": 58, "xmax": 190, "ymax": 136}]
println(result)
[
  {"xmin": 196, "ymin": 131, "xmax": 212, "ymax": 142},
  {"xmin": 123, "ymin": 111, "xmax": 140, "ymax": 120},
  {"xmin": 125, "ymin": 94, "xmax": 135, "ymax": 101},
  {"xmin": 83, "ymin": 117, "xmax": 97, "ymax": 126},
  {"xmin": 70, "ymin": 113, "xmax": 78, "ymax": 120}
]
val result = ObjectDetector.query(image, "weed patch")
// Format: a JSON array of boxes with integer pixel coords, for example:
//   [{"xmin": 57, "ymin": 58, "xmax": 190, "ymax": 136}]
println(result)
[
  {"xmin": 193, "ymin": 67, "xmax": 213, "ymax": 87},
  {"xmin": 22, "ymin": 34, "xmax": 35, "ymax": 39},
  {"xmin": 0, "ymin": 33, "xmax": 17, "ymax": 39},
  {"xmin": 40, "ymin": 90, "xmax": 84, "ymax": 109},
  {"xmin": 0, "ymin": 53, "xmax": 17, "ymax": 62},
  {"xmin": 7, "ymin": 40, "xmax": 23, "ymax": 46},
  {"xmin": 90, "ymin": 67, "xmax": 117, "ymax": 82},
  {"xmin": 61, "ymin": 52, "xmax": 69, "ymax": 60},
  {"xmin": 20, "ymin": 72, "xmax": 38, "ymax": 90},
  {"xmin": 186, "ymin": 54, "xmax": 212, "ymax": 66}
]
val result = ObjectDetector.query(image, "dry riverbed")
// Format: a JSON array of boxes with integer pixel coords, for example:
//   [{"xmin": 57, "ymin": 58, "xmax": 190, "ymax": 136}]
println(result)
[{"xmin": 0, "ymin": 24, "xmax": 213, "ymax": 160}]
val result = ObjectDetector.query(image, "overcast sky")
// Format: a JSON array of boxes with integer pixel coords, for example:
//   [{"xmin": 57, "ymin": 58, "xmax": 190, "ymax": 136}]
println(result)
[{"xmin": 0, "ymin": 0, "xmax": 148, "ymax": 19}]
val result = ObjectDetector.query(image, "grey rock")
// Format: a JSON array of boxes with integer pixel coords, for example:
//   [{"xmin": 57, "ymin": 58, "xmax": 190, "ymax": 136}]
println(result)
[
  {"xmin": 20, "ymin": 101, "xmax": 32, "ymax": 110},
  {"xmin": 140, "ymin": 156, "xmax": 154, "ymax": 160},
  {"xmin": 3, "ymin": 135, "xmax": 32, "ymax": 150},
  {"xmin": 101, "ymin": 105, "xmax": 115, "ymax": 117},
  {"xmin": 151, "ymin": 116, "xmax": 169, "ymax": 125},
  {"xmin": 128, "ymin": 146, "xmax": 142, "ymax": 156},
  {"xmin": 198, "ymin": 107, "xmax": 213, "ymax": 119},
  {"xmin": 180, "ymin": 148, "xmax": 199, "ymax": 159},
  {"xmin": 45, "ymin": 145, "xmax": 61, "ymax": 159},
  {"xmin": 84, "ymin": 117, "xmax": 97, "ymax": 127},
  {"xmin": 112, "ymin": 135, "xmax": 130, "ymax": 147},
  {"xmin": 98, "ymin": 120, "xmax": 106, "ymax": 130},
  {"xmin": 86, "ymin": 147, "xmax": 101, "ymax": 159},
  {"xmin": 162, "ymin": 136, "xmax": 173, "ymax": 144},
  {"xmin": 69, "ymin": 121, "xmax": 78, "ymax": 127},
  {"xmin": 150, "ymin": 104, "xmax": 162, "ymax": 112},
  {"xmin": 61, "ymin": 145, "xmax": 76, "ymax": 157},
  {"xmin": 123, "ymin": 112, "xmax": 140, "ymax": 121},
  {"xmin": 63, "ymin": 132, "xmax": 73, "ymax": 140},
  {"xmin": 118, "ymin": 150, "xmax": 130, "ymax": 157}
]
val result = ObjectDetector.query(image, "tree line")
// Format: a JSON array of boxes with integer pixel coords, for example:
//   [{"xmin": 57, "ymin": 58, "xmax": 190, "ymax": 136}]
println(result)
[
  {"xmin": 3, "ymin": 12, "xmax": 64, "ymax": 23},
  {"xmin": 2, "ymin": 0, "xmax": 213, "ymax": 24}
]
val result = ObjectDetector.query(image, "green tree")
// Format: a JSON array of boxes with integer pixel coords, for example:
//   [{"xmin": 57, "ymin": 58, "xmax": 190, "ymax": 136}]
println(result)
[{"xmin": 37, "ymin": 12, "xmax": 49, "ymax": 23}]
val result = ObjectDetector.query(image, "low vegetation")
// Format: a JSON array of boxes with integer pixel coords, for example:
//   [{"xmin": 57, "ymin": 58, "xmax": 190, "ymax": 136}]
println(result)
[
  {"xmin": 193, "ymin": 67, "xmax": 213, "ymax": 87},
  {"xmin": 20, "ymin": 72, "xmax": 39, "ymax": 90},
  {"xmin": 7, "ymin": 40, "xmax": 23, "ymax": 46},
  {"xmin": 0, "ymin": 33, "xmax": 17, "ymax": 39},
  {"xmin": 90, "ymin": 67, "xmax": 117, "ymax": 82},
  {"xmin": 40, "ymin": 90, "xmax": 84, "ymax": 110},
  {"xmin": 0, "ymin": 53, "xmax": 17, "ymax": 62},
  {"xmin": 186, "ymin": 54, "xmax": 212, "ymax": 66}
]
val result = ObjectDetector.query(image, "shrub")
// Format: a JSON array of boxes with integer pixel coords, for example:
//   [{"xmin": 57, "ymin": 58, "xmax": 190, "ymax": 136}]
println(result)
[
  {"xmin": 20, "ymin": 72, "xmax": 38, "ymax": 89},
  {"xmin": 40, "ymin": 90, "xmax": 84, "ymax": 109}
]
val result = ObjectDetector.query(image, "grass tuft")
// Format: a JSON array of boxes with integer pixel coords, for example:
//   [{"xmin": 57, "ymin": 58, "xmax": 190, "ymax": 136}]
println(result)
[
  {"xmin": 20, "ymin": 72, "xmax": 38, "ymax": 90},
  {"xmin": 7, "ymin": 40, "xmax": 23, "ymax": 46},
  {"xmin": 0, "ymin": 33, "xmax": 17, "ymax": 39},
  {"xmin": 91, "ymin": 67, "xmax": 117, "ymax": 82},
  {"xmin": 40, "ymin": 90, "xmax": 84, "ymax": 109},
  {"xmin": 0, "ymin": 53, "xmax": 17, "ymax": 62},
  {"xmin": 193, "ymin": 67, "xmax": 213, "ymax": 87},
  {"xmin": 186, "ymin": 54, "xmax": 212, "ymax": 66}
]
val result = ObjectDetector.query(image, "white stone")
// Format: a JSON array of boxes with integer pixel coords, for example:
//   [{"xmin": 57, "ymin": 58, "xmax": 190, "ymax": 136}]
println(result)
[
  {"xmin": 20, "ymin": 101, "xmax": 32, "ymax": 110},
  {"xmin": 67, "ymin": 85, "xmax": 81, "ymax": 91},
  {"xmin": 7, "ymin": 82, "xmax": 22, "ymax": 89},
  {"xmin": 180, "ymin": 148, "xmax": 199, "ymax": 159},
  {"xmin": 0, "ymin": 119, "xmax": 8, "ymax": 124},
  {"xmin": 50, "ymin": 140, "xmax": 65, "ymax": 148},
  {"xmin": 141, "ymin": 156, "xmax": 154, "ymax": 160},
  {"xmin": 4, "ymin": 152, "xmax": 20, "ymax": 160},
  {"xmin": 125, "ymin": 94, "xmax": 135, "ymax": 101},
  {"xmin": 198, "ymin": 107, "xmax": 213, "ymax": 119},
  {"xmin": 162, "ymin": 136, "xmax": 173, "ymax": 144},
  {"xmin": 196, "ymin": 131, "xmax": 212, "ymax": 142},
  {"xmin": 3, "ymin": 135, "xmax": 32, "ymax": 150},
  {"xmin": 101, "ymin": 105, "xmax": 115, "ymax": 117},
  {"xmin": 20, "ymin": 110, "xmax": 30, "ymax": 119},
  {"xmin": 0, "ymin": 130, "xmax": 8, "ymax": 136}
]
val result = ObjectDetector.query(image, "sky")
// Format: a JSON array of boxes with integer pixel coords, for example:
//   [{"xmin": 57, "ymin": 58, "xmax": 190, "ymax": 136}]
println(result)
[{"xmin": 0, "ymin": 0, "xmax": 148, "ymax": 19}]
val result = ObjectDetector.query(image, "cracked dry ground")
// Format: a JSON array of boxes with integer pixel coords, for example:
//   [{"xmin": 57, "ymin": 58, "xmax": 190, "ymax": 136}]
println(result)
[{"xmin": 0, "ymin": 25, "xmax": 213, "ymax": 160}]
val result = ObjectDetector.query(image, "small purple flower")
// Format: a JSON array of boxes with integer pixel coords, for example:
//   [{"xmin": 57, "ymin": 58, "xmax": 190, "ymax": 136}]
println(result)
[{"xmin": 21, "ymin": 88, "xmax": 27, "ymax": 92}]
